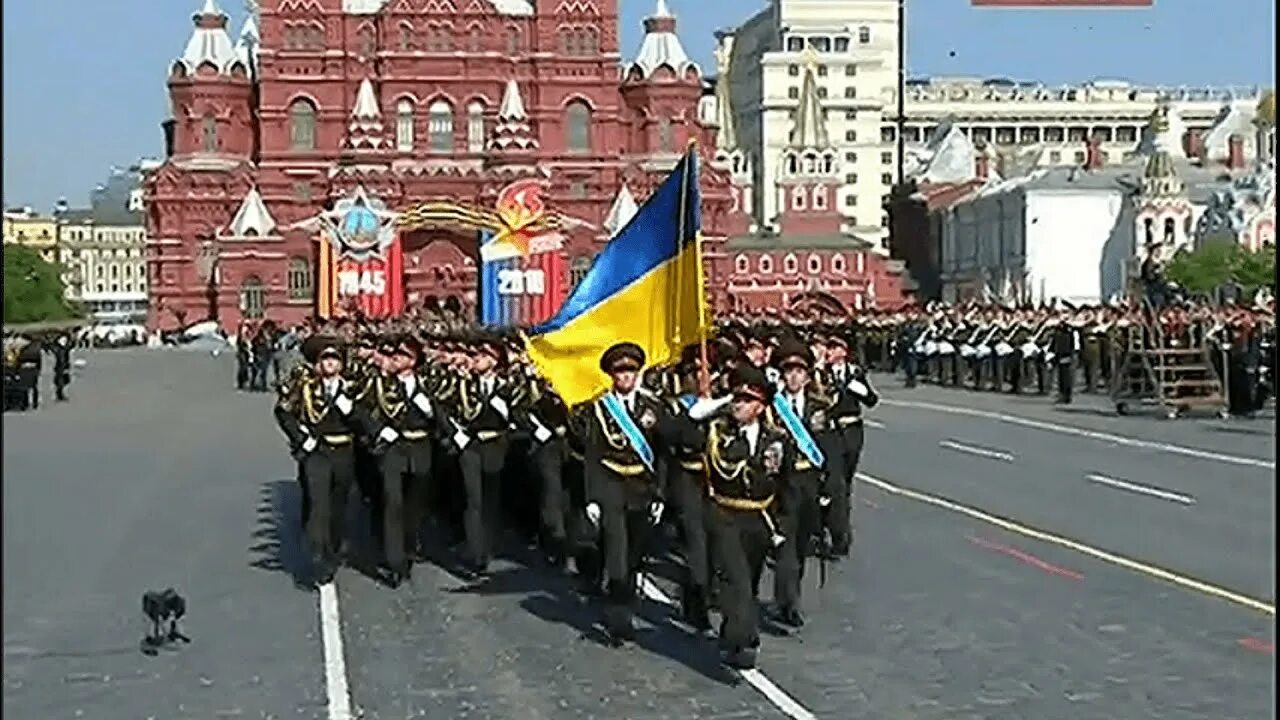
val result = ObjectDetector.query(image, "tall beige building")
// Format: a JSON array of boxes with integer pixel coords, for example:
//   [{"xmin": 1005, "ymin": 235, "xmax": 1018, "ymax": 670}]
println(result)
[
  {"xmin": 56, "ymin": 165, "xmax": 149, "ymax": 326},
  {"xmin": 717, "ymin": 0, "xmax": 1264, "ymax": 252}
]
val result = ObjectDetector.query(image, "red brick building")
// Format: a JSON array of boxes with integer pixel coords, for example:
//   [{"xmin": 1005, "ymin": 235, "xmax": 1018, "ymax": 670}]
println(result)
[{"xmin": 143, "ymin": 0, "xmax": 902, "ymax": 330}]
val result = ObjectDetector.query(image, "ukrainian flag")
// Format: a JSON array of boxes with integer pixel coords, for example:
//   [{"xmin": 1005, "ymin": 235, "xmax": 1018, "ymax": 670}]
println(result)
[{"xmin": 525, "ymin": 147, "xmax": 709, "ymax": 407}]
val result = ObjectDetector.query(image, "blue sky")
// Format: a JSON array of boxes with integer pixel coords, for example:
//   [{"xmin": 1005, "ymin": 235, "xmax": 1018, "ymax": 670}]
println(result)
[{"xmin": 2, "ymin": 0, "xmax": 1274, "ymax": 210}]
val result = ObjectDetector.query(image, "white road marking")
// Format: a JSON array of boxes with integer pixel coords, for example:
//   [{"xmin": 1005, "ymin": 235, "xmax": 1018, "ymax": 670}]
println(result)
[
  {"xmin": 864, "ymin": 419, "xmax": 886, "ymax": 429},
  {"xmin": 881, "ymin": 399, "xmax": 1275, "ymax": 470},
  {"xmin": 636, "ymin": 576, "xmax": 817, "ymax": 720},
  {"xmin": 855, "ymin": 471, "xmax": 1275, "ymax": 616},
  {"xmin": 318, "ymin": 581, "xmax": 354, "ymax": 720},
  {"xmin": 1085, "ymin": 473, "xmax": 1196, "ymax": 506},
  {"xmin": 939, "ymin": 439, "xmax": 1015, "ymax": 462}
]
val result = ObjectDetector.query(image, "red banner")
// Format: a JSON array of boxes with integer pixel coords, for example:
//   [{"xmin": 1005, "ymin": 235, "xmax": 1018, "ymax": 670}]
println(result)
[{"xmin": 317, "ymin": 230, "xmax": 405, "ymax": 319}]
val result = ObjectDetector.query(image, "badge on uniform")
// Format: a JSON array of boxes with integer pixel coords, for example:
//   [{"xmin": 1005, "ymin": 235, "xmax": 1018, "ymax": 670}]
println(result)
[
  {"xmin": 809, "ymin": 409, "xmax": 827, "ymax": 431},
  {"xmin": 639, "ymin": 408, "xmax": 657, "ymax": 429}
]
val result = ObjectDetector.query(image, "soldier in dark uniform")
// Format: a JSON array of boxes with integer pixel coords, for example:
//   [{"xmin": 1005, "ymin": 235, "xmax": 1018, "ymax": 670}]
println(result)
[
  {"xmin": 768, "ymin": 336, "xmax": 843, "ymax": 627},
  {"xmin": 50, "ymin": 334, "xmax": 72, "ymax": 402},
  {"xmin": 819, "ymin": 328, "xmax": 878, "ymax": 558},
  {"xmin": 16, "ymin": 337, "xmax": 43, "ymax": 410},
  {"xmin": 523, "ymin": 374, "xmax": 573, "ymax": 569},
  {"xmin": 273, "ymin": 336, "xmax": 369, "ymax": 584},
  {"xmin": 451, "ymin": 332, "xmax": 523, "ymax": 576},
  {"xmin": 664, "ymin": 343, "xmax": 717, "ymax": 631},
  {"xmin": 687, "ymin": 365, "xmax": 792, "ymax": 670},
  {"xmin": 364, "ymin": 334, "xmax": 437, "ymax": 587},
  {"xmin": 1051, "ymin": 318, "xmax": 1081, "ymax": 404},
  {"xmin": 578, "ymin": 342, "xmax": 672, "ymax": 643}
]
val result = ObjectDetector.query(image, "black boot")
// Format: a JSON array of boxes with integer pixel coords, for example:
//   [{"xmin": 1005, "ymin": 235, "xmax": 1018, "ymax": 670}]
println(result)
[{"xmin": 681, "ymin": 586, "xmax": 712, "ymax": 631}]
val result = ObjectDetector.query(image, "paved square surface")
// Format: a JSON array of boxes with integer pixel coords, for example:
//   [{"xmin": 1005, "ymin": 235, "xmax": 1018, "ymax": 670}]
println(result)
[{"xmin": 3, "ymin": 351, "xmax": 1273, "ymax": 718}]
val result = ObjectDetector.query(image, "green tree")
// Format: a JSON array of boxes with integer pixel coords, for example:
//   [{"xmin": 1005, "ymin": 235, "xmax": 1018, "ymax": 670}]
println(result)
[
  {"xmin": 2, "ymin": 244, "xmax": 80, "ymax": 324},
  {"xmin": 1164, "ymin": 241, "xmax": 1276, "ymax": 294}
]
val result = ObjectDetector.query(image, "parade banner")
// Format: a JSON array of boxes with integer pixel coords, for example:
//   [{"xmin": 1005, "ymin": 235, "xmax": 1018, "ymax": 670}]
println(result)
[
  {"xmin": 478, "ymin": 180, "xmax": 567, "ymax": 328},
  {"xmin": 313, "ymin": 187, "xmax": 405, "ymax": 319},
  {"xmin": 479, "ymin": 231, "xmax": 566, "ymax": 327}
]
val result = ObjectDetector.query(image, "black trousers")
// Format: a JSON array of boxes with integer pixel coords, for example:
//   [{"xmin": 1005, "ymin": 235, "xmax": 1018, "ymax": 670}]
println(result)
[
  {"xmin": 671, "ymin": 465, "xmax": 712, "ymax": 595},
  {"xmin": 532, "ymin": 440, "xmax": 568, "ymax": 552},
  {"xmin": 1056, "ymin": 359, "xmax": 1074, "ymax": 403},
  {"xmin": 459, "ymin": 438, "xmax": 507, "ymax": 566},
  {"xmin": 774, "ymin": 470, "xmax": 822, "ymax": 611},
  {"xmin": 709, "ymin": 505, "xmax": 770, "ymax": 653},
  {"xmin": 300, "ymin": 444, "xmax": 356, "ymax": 564},
  {"xmin": 827, "ymin": 423, "xmax": 863, "ymax": 554},
  {"xmin": 592, "ymin": 469, "xmax": 657, "ymax": 631},
  {"xmin": 379, "ymin": 439, "xmax": 432, "ymax": 571}
]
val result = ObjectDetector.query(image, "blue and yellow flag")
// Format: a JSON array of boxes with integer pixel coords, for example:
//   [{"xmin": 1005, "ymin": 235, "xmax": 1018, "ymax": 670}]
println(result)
[{"xmin": 525, "ymin": 148, "xmax": 709, "ymax": 407}]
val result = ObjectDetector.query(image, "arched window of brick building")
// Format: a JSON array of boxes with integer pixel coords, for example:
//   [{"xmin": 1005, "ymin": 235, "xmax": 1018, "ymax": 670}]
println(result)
[
  {"xmin": 565, "ymin": 102, "xmax": 591, "ymax": 153},
  {"xmin": 289, "ymin": 99, "xmax": 317, "ymax": 150},
  {"xmin": 658, "ymin": 117, "xmax": 673, "ymax": 152},
  {"xmin": 758, "ymin": 255, "xmax": 773, "ymax": 274},
  {"xmin": 287, "ymin": 257, "xmax": 313, "ymax": 300},
  {"xmin": 784, "ymin": 253, "xmax": 798, "ymax": 274},
  {"xmin": 398, "ymin": 22, "xmax": 414, "ymax": 51},
  {"xmin": 807, "ymin": 254, "xmax": 822, "ymax": 274},
  {"xmin": 734, "ymin": 254, "xmax": 748, "ymax": 274},
  {"xmin": 201, "ymin": 114, "xmax": 217, "ymax": 152},
  {"xmin": 831, "ymin": 254, "xmax": 847, "ymax": 274},
  {"xmin": 240, "ymin": 275, "xmax": 266, "ymax": 319},
  {"xmin": 396, "ymin": 99, "xmax": 415, "ymax": 151},
  {"xmin": 467, "ymin": 102, "xmax": 486, "ymax": 153},
  {"xmin": 570, "ymin": 255, "xmax": 591, "ymax": 287},
  {"xmin": 428, "ymin": 100, "xmax": 454, "ymax": 152}
]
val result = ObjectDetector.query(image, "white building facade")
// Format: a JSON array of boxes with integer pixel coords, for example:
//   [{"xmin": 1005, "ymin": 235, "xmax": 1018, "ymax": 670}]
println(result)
[
  {"xmin": 718, "ymin": 0, "xmax": 1265, "ymax": 253},
  {"xmin": 56, "ymin": 166, "xmax": 149, "ymax": 326},
  {"xmin": 939, "ymin": 170, "xmax": 1135, "ymax": 306}
]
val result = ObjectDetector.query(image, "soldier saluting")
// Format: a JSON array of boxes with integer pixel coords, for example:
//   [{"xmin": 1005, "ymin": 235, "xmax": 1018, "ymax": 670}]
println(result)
[
  {"xmin": 687, "ymin": 364, "xmax": 793, "ymax": 670},
  {"xmin": 579, "ymin": 342, "xmax": 673, "ymax": 644},
  {"xmin": 365, "ymin": 334, "xmax": 436, "ymax": 587},
  {"xmin": 273, "ymin": 335, "xmax": 369, "ymax": 585}
]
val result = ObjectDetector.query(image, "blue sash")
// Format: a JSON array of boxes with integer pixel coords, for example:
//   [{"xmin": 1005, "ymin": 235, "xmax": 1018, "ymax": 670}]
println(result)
[
  {"xmin": 677, "ymin": 393, "xmax": 696, "ymax": 411},
  {"xmin": 601, "ymin": 393, "xmax": 656, "ymax": 473},
  {"xmin": 771, "ymin": 394, "xmax": 825, "ymax": 468}
]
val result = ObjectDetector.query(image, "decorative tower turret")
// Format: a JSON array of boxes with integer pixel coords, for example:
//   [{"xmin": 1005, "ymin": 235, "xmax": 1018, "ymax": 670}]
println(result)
[
  {"xmin": 486, "ymin": 79, "xmax": 540, "ymax": 178},
  {"xmin": 1135, "ymin": 100, "xmax": 1193, "ymax": 257},
  {"xmin": 774, "ymin": 48, "xmax": 841, "ymax": 237},
  {"xmin": 620, "ymin": 0, "xmax": 703, "ymax": 157},
  {"xmin": 166, "ymin": 0, "xmax": 253, "ymax": 160}
]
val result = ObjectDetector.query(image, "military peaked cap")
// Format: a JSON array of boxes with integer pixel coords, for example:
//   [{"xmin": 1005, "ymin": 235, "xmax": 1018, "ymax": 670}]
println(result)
[{"xmin": 600, "ymin": 342, "xmax": 646, "ymax": 373}]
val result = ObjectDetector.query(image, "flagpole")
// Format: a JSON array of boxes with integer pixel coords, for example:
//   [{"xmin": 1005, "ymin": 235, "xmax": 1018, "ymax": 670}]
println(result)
[{"xmin": 686, "ymin": 138, "xmax": 712, "ymax": 397}]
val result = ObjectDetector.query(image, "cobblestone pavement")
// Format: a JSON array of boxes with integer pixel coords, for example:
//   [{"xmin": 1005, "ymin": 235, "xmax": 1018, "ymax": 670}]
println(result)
[{"xmin": 3, "ymin": 351, "xmax": 1273, "ymax": 718}]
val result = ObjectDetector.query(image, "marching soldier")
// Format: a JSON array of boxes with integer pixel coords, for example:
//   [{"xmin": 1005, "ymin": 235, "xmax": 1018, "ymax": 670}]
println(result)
[
  {"xmin": 579, "ymin": 342, "xmax": 672, "ymax": 643},
  {"xmin": 665, "ymin": 344, "xmax": 716, "ymax": 631},
  {"xmin": 819, "ymin": 328, "xmax": 878, "ymax": 558},
  {"xmin": 364, "ymin": 335, "xmax": 437, "ymax": 587},
  {"xmin": 768, "ymin": 336, "xmax": 843, "ymax": 627},
  {"xmin": 273, "ymin": 336, "xmax": 369, "ymax": 585},
  {"xmin": 450, "ymin": 332, "xmax": 522, "ymax": 577},
  {"xmin": 1051, "ymin": 316, "xmax": 1081, "ymax": 404},
  {"xmin": 50, "ymin": 333, "xmax": 72, "ymax": 402},
  {"xmin": 523, "ymin": 375, "xmax": 573, "ymax": 569},
  {"xmin": 687, "ymin": 364, "xmax": 793, "ymax": 670},
  {"xmin": 16, "ymin": 337, "xmax": 42, "ymax": 410}
]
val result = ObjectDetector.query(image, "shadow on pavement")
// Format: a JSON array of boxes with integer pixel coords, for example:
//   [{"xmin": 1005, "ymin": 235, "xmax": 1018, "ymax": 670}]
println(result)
[{"xmin": 248, "ymin": 480, "xmax": 312, "ymax": 588}]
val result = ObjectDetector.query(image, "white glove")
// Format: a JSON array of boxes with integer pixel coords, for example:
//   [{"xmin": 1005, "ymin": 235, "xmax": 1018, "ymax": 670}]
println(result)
[
  {"xmin": 818, "ymin": 495, "xmax": 832, "ymax": 508},
  {"xmin": 301, "ymin": 436, "xmax": 318, "ymax": 453},
  {"xmin": 770, "ymin": 532, "xmax": 786, "ymax": 548},
  {"xmin": 648, "ymin": 500, "xmax": 664, "ymax": 525},
  {"xmin": 531, "ymin": 416, "xmax": 553, "ymax": 443},
  {"xmin": 411, "ymin": 393, "xmax": 433, "ymax": 416},
  {"xmin": 378, "ymin": 426, "xmax": 399, "ymax": 444},
  {"xmin": 995, "ymin": 342, "xmax": 1013, "ymax": 357},
  {"xmin": 1019, "ymin": 342, "xmax": 1039, "ymax": 356},
  {"xmin": 334, "ymin": 394, "xmax": 353, "ymax": 415},
  {"xmin": 847, "ymin": 378, "xmax": 869, "ymax": 396},
  {"xmin": 585, "ymin": 502, "xmax": 601, "ymax": 526},
  {"xmin": 688, "ymin": 395, "xmax": 732, "ymax": 421},
  {"xmin": 452, "ymin": 429, "xmax": 471, "ymax": 450},
  {"xmin": 489, "ymin": 396, "xmax": 509, "ymax": 419}
]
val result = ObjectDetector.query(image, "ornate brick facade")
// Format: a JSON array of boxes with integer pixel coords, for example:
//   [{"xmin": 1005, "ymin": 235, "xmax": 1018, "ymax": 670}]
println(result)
[{"xmin": 144, "ymin": 0, "xmax": 902, "ymax": 331}]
